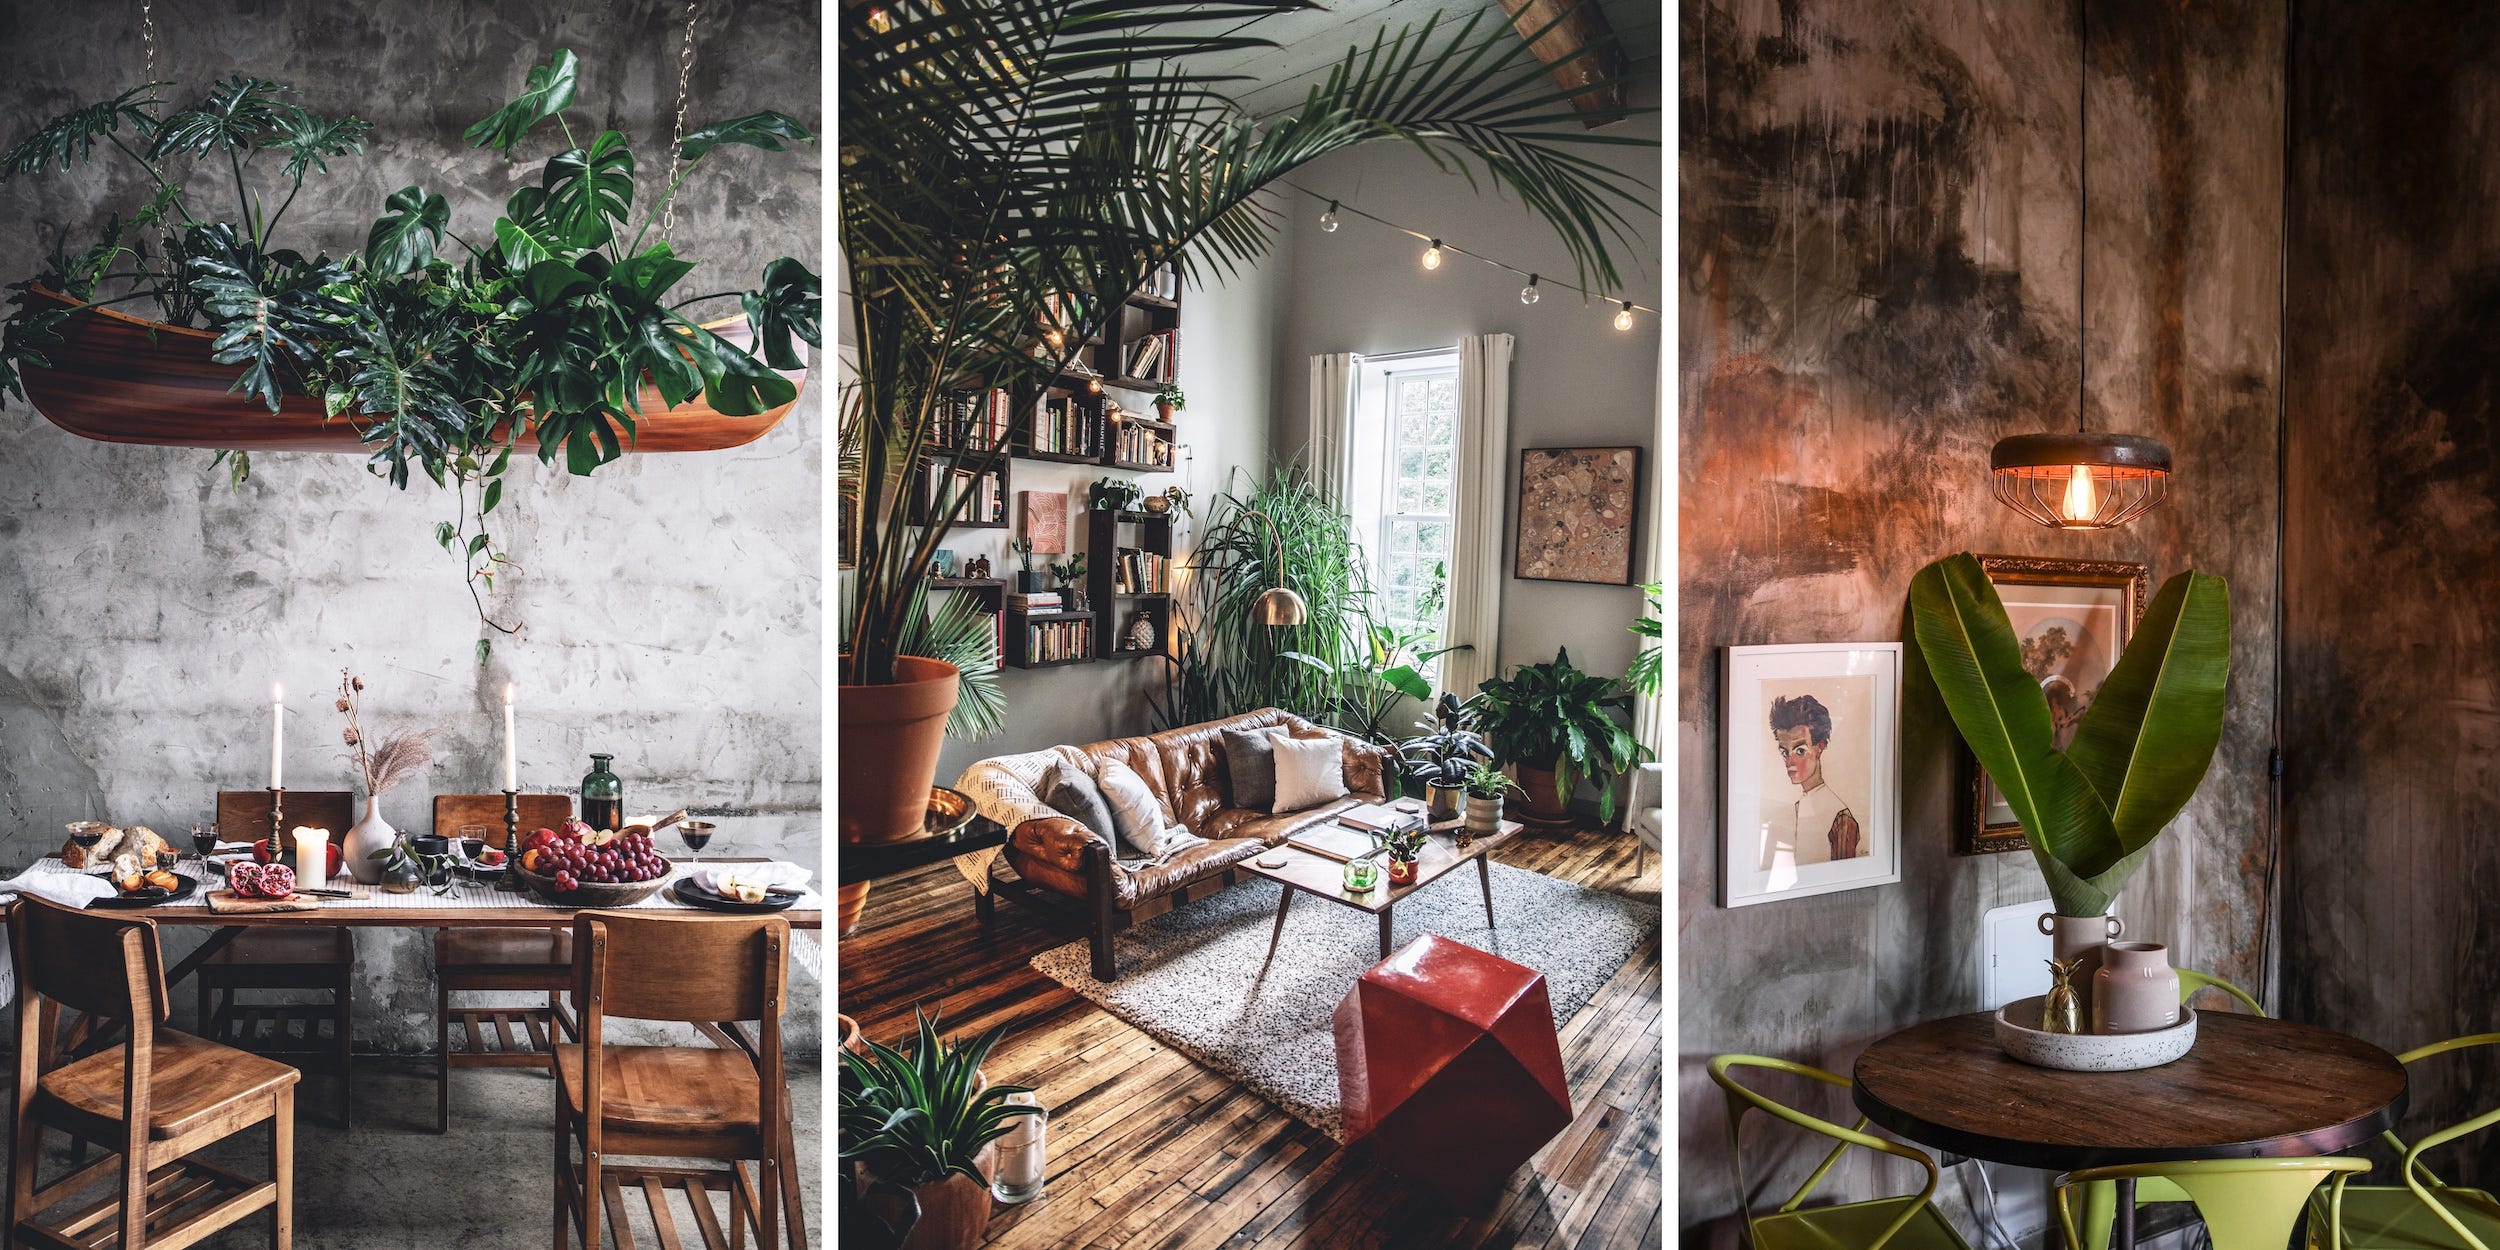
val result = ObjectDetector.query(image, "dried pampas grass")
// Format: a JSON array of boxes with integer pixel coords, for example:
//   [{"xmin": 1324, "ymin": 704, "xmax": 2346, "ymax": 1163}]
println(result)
[{"xmin": 363, "ymin": 729, "xmax": 440, "ymax": 796}]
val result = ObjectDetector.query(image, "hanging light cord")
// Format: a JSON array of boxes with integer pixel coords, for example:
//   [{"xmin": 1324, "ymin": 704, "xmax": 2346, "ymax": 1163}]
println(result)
[
  {"xmin": 2077, "ymin": 0, "xmax": 2090, "ymax": 436},
  {"xmin": 1280, "ymin": 180, "xmax": 1658, "ymax": 317},
  {"xmin": 662, "ymin": 0, "xmax": 700, "ymax": 243}
]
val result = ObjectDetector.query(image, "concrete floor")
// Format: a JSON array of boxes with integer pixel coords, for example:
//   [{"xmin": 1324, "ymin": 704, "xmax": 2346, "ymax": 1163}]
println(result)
[{"xmin": 11, "ymin": 1054, "xmax": 823, "ymax": 1249}]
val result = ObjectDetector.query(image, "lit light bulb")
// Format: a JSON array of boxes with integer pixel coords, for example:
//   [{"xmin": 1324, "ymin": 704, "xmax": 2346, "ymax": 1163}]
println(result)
[
  {"xmin": 1319, "ymin": 200, "xmax": 1340, "ymax": 232},
  {"xmin": 1042, "ymin": 329, "xmax": 1064, "ymax": 348},
  {"xmin": 867, "ymin": 7, "xmax": 892, "ymax": 32},
  {"xmin": 2061, "ymin": 463, "xmax": 2099, "ymax": 524},
  {"xmin": 1520, "ymin": 274, "xmax": 1540, "ymax": 305},
  {"xmin": 1087, "ymin": 377, "xmax": 1103, "ymax": 394},
  {"xmin": 1422, "ymin": 239, "xmax": 1443, "ymax": 271},
  {"xmin": 1613, "ymin": 301, "xmax": 1634, "ymax": 331}
]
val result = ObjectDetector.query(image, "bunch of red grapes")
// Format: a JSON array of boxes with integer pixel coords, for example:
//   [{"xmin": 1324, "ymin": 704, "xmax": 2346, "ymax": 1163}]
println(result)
[{"xmin": 524, "ymin": 821, "xmax": 670, "ymax": 893}]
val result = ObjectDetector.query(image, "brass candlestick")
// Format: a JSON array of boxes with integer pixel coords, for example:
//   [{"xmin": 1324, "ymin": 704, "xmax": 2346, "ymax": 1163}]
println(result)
[
  {"xmin": 268, "ymin": 786, "xmax": 291, "ymax": 869},
  {"xmin": 499, "ymin": 788, "xmax": 525, "ymax": 891}
]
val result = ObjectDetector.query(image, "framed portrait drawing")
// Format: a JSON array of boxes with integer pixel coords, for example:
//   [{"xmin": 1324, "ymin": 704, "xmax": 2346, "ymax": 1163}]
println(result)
[
  {"xmin": 1721, "ymin": 643, "xmax": 1902, "ymax": 907},
  {"xmin": 1513, "ymin": 446, "xmax": 1642, "ymax": 585},
  {"xmin": 1957, "ymin": 555, "xmax": 2151, "ymax": 855}
]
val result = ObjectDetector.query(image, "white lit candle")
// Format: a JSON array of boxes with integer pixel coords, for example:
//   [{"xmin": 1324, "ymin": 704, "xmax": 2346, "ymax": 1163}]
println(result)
[
  {"xmin": 503, "ymin": 683, "xmax": 518, "ymax": 792},
  {"xmin": 293, "ymin": 826, "xmax": 329, "ymax": 892},
  {"xmin": 270, "ymin": 683, "xmax": 285, "ymax": 789},
  {"xmin": 990, "ymin": 1092, "xmax": 1048, "ymax": 1201}
]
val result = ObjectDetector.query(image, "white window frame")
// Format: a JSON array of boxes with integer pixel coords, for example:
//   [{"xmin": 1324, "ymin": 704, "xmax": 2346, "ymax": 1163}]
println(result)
[{"xmin": 1351, "ymin": 351, "xmax": 1460, "ymax": 685}]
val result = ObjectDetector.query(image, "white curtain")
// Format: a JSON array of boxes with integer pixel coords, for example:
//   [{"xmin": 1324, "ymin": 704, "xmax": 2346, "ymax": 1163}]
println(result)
[
  {"xmin": 1306, "ymin": 353, "xmax": 1360, "ymax": 500},
  {"xmin": 1443, "ymin": 333, "xmax": 1514, "ymax": 698}
]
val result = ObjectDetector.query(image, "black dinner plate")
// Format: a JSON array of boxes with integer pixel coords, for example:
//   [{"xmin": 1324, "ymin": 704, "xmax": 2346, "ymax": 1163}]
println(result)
[
  {"xmin": 91, "ymin": 873, "xmax": 200, "ymax": 909},
  {"xmin": 671, "ymin": 878, "xmax": 798, "ymax": 913}
]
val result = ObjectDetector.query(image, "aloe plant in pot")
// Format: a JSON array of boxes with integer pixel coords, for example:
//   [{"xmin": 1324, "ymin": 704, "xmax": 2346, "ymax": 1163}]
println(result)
[
  {"xmin": 1909, "ymin": 552, "xmax": 2229, "ymax": 1011},
  {"xmin": 1471, "ymin": 648, "xmax": 1648, "ymax": 825},
  {"xmin": 839, "ymin": 1010, "xmax": 1038, "ymax": 1250},
  {"xmin": 840, "ymin": 0, "xmax": 1650, "ymax": 845}
]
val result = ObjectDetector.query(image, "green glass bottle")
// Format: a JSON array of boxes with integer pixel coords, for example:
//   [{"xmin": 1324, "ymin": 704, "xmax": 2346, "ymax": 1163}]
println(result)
[{"xmin": 581, "ymin": 753, "xmax": 624, "ymax": 831}]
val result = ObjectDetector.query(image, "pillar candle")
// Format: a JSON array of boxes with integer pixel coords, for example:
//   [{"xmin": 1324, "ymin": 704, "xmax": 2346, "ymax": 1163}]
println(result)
[
  {"xmin": 991, "ymin": 1092, "xmax": 1047, "ymax": 1197},
  {"xmin": 270, "ymin": 683, "xmax": 285, "ymax": 789},
  {"xmin": 503, "ymin": 683, "xmax": 518, "ymax": 792},
  {"xmin": 293, "ymin": 826, "xmax": 330, "ymax": 892}
]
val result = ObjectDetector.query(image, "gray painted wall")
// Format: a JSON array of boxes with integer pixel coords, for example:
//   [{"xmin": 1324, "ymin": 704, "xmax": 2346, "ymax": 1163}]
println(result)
[
  {"xmin": 2282, "ymin": 0, "xmax": 2500, "ymax": 1183},
  {"xmin": 0, "ymin": 0, "xmax": 823, "ymax": 1049},
  {"xmin": 1679, "ymin": 0, "xmax": 2282, "ymax": 1236}
]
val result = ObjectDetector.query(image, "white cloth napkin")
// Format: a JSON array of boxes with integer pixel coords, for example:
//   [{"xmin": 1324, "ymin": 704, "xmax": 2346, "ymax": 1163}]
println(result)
[
  {"xmin": 691, "ymin": 862, "xmax": 812, "ymax": 896},
  {"xmin": 0, "ymin": 868, "xmax": 118, "ymax": 1008}
]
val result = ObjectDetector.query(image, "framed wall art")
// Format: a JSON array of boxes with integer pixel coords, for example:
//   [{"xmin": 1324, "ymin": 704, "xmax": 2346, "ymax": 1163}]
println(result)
[
  {"xmin": 1721, "ymin": 642, "xmax": 1902, "ymax": 907},
  {"xmin": 1957, "ymin": 555, "xmax": 2151, "ymax": 855},
  {"xmin": 1513, "ymin": 446, "xmax": 1642, "ymax": 585}
]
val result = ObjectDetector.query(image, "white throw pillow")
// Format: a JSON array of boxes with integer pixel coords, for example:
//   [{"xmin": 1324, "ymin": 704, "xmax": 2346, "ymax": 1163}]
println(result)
[
  {"xmin": 1270, "ymin": 734, "xmax": 1349, "ymax": 813},
  {"xmin": 1095, "ymin": 758, "xmax": 1188, "ymax": 859}
]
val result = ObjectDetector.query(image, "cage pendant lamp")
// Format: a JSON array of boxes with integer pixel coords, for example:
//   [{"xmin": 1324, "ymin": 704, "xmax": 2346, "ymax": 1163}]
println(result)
[{"xmin": 1990, "ymin": 0, "xmax": 2172, "ymax": 531}]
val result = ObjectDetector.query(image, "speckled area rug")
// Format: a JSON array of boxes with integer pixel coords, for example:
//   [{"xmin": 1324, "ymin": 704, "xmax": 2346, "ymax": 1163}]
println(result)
[{"xmin": 1028, "ymin": 860, "xmax": 1659, "ymax": 1140}]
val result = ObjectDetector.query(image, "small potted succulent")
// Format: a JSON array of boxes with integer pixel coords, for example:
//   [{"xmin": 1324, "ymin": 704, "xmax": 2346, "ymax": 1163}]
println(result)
[
  {"xmin": 840, "ymin": 1010, "xmax": 1039, "ymax": 1250},
  {"xmin": 1461, "ymin": 760, "xmax": 1518, "ymax": 845},
  {"xmin": 1010, "ymin": 538, "xmax": 1041, "ymax": 593},
  {"xmin": 1399, "ymin": 693, "xmax": 1493, "ymax": 821},
  {"xmin": 1154, "ymin": 383, "xmax": 1186, "ymax": 421},
  {"xmin": 1047, "ymin": 554, "xmax": 1089, "ymax": 610},
  {"xmin": 1376, "ymin": 826, "xmax": 1429, "ymax": 885}
]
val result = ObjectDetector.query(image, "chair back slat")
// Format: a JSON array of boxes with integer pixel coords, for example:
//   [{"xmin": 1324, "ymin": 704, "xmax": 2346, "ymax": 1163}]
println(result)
[
  {"xmin": 433, "ymin": 793, "xmax": 573, "ymax": 839},
  {"xmin": 216, "ymin": 789, "xmax": 355, "ymax": 841},
  {"xmin": 8, "ymin": 894, "xmax": 168, "ymax": 1024},
  {"xmin": 571, "ymin": 911, "xmax": 790, "ymax": 1025}
]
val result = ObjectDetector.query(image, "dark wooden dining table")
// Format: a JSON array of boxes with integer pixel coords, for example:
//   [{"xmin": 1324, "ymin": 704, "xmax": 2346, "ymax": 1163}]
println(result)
[{"xmin": 1853, "ymin": 1010, "xmax": 2408, "ymax": 1249}]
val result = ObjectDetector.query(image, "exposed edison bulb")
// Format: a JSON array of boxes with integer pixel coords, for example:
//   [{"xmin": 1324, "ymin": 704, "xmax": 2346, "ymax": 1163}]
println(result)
[
  {"xmin": 1042, "ymin": 328, "xmax": 1065, "ymax": 349},
  {"xmin": 1422, "ymin": 239, "xmax": 1443, "ymax": 270},
  {"xmin": 1520, "ymin": 274, "xmax": 1541, "ymax": 305},
  {"xmin": 1319, "ymin": 200, "xmax": 1340, "ymax": 232},
  {"xmin": 1613, "ymin": 301, "xmax": 1634, "ymax": 331},
  {"xmin": 866, "ymin": 7, "xmax": 892, "ymax": 32},
  {"xmin": 1087, "ymin": 377, "xmax": 1103, "ymax": 394},
  {"xmin": 2060, "ymin": 463, "xmax": 2100, "ymax": 524}
]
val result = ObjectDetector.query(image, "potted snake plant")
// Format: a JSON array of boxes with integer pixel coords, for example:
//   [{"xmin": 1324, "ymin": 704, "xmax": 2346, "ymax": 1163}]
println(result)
[{"xmin": 839, "ymin": 1010, "xmax": 1037, "ymax": 1250}]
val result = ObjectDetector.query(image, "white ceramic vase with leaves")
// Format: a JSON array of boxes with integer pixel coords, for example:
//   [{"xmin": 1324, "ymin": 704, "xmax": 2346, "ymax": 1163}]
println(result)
[{"xmin": 334, "ymin": 669, "xmax": 439, "ymax": 887}]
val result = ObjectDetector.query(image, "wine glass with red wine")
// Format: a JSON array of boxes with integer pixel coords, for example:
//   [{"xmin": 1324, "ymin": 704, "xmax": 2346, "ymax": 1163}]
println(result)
[{"xmin": 678, "ymin": 820, "xmax": 716, "ymax": 864}]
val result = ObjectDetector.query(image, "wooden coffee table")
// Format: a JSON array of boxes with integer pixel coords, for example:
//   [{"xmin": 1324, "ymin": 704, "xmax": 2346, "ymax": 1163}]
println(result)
[{"xmin": 1242, "ymin": 818, "xmax": 1524, "ymax": 962}]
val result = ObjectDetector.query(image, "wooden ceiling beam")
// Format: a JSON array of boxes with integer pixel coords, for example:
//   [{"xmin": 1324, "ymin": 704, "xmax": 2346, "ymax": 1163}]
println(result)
[{"xmin": 1494, "ymin": 0, "xmax": 1629, "ymax": 128}]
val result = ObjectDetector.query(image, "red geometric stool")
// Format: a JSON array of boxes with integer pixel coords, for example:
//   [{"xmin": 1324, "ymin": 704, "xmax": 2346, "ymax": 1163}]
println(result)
[{"xmin": 1333, "ymin": 933, "xmax": 1573, "ymax": 1208}]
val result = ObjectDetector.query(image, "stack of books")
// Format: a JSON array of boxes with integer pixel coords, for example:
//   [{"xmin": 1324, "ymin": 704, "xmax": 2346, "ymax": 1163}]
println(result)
[
  {"xmin": 1028, "ymin": 394, "xmax": 1096, "ymax": 457},
  {"xmin": 1006, "ymin": 591, "xmax": 1063, "ymax": 612},
  {"xmin": 923, "ymin": 462, "xmax": 1003, "ymax": 524},
  {"xmin": 1024, "ymin": 615, "xmax": 1093, "ymax": 662},
  {"xmin": 1111, "ymin": 422, "xmax": 1175, "ymax": 468},
  {"xmin": 1122, "ymin": 330, "xmax": 1179, "ymax": 382},
  {"xmin": 931, "ymin": 389, "xmax": 1011, "ymax": 451},
  {"xmin": 1112, "ymin": 547, "xmax": 1169, "ymax": 594},
  {"xmin": 1337, "ymin": 802, "xmax": 1428, "ymax": 835}
]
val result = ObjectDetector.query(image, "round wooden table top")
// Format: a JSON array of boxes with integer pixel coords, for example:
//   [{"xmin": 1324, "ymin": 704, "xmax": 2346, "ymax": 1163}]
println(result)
[{"xmin": 1852, "ymin": 1010, "xmax": 2408, "ymax": 1170}]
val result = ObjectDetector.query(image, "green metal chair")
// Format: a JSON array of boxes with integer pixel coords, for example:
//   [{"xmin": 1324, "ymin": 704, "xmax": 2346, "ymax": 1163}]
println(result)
[
  {"xmin": 2313, "ymin": 1032, "xmax": 2500, "ymax": 1250},
  {"xmin": 1709, "ymin": 1054, "xmax": 1973, "ymax": 1250},
  {"xmin": 2055, "ymin": 1158, "xmax": 2370, "ymax": 1250},
  {"xmin": 2177, "ymin": 967, "xmax": 2266, "ymax": 1016},
  {"xmin": 2069, "ymin": 969, "xmax": 2271, "ymax": 1250}
]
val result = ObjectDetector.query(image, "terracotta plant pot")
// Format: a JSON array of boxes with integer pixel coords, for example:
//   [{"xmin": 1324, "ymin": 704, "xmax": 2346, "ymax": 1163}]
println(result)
[
  {"xmin": 1514, "ymin": 764, "xmax": 1572, "ymax": 825},
  {"xmin": 838, "ymin": 1013, "xmax": 866, "ymax": 1055},
  {"xmin": 838, "ymin": 656, "xmax": 961, "ymax": 846},
  {"xmin": 1155, "ymin": 402, "xmax": 1175, "ymax": 421},
  {"xmin": 17, "ymin": 286, "xmax": 805, "ymax": 453},
  {"xmin": 837, "ymin": 881, "xmax": 874, "ymax": 936},
  {"xmin": 1386, "ymin": 857, "xmax": 1418, "ymax": 885}
]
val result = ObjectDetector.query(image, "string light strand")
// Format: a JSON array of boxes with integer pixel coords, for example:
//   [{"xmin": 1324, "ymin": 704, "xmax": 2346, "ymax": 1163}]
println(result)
[{"xmin": 1282, "ymin": 181, "xmax": 1657, "ymax": 321}]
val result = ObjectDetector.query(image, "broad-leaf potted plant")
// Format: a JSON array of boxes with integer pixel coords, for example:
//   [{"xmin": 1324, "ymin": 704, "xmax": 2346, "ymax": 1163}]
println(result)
[
  {"xmin": 1154, "ymin": 383, "xmax": 1185, "ymax": 422},
  {"xmin": 1375, "ymin": 826, "xmax": 1430, "ymax": 886},
  {"xmin": 839, "ymin": 1, "xmax": 1650, "ymax": 846},
  {"xmin": 1401, "ymin": 693, "xmax": 1493, "ymax": 820},
  {"xmin": 1462, "ymin": 759, "xmax": 1519, "ymax": 843},
  {"xmin": 839, "ymin": 1010, "xmax": 1039, "ymax": 1250},
  {"xmin": 1909, "ymin": 552, "xmax": 2229, "ymax": 996},
  {"xmin": 1471, "ymin": 647, "xmax": 1648, "ymax": 825}
]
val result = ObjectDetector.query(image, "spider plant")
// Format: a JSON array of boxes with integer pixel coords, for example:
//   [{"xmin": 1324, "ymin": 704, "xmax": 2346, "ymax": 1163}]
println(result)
[
  {"xmin": 840, "ymin": 0, "xmax": 1652, "ymax": 693},
  {"xmin": 838, "ymin": 1009, "xmax": 1038, "ymax": 1189}
]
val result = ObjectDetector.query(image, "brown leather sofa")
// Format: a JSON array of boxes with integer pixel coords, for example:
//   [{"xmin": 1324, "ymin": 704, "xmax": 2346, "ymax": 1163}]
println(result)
[{"xmin": 956, "ymin": 709, "xmax": 1390, "ymax": 980}]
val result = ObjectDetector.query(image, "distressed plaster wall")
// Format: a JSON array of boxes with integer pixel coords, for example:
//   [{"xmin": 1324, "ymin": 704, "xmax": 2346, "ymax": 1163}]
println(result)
[
  {"xmin": 2281, "ymin": 0, "xmax": 2500, "ymax": 1181},
  {"xmin": 1679, "ymin": 0, "xmax": 2282, "ymax": 1235},
  {"xmin": 0, "ymin": 0, "xmax": 823, "ymax": 1049}
]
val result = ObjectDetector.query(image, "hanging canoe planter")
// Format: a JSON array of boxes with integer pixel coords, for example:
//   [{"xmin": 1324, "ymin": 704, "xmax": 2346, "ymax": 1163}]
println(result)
[{"xmin": 16, "ymin": 286, "xmax": 806, "ymax": 455}]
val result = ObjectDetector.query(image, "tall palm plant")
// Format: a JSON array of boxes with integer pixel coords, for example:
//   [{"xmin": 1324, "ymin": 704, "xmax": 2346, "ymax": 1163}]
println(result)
[{"xmin": 839, "ymin": 0, "xmax": 1653, "ymax": 690}]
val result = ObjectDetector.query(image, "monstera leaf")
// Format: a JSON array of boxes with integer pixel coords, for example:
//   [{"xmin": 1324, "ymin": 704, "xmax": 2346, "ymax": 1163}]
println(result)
[
  {"xmin": 1909, "ymin": 553, "xmax": 2230, "ymax": 917},
  {"xmin": 465, "ymin": 49, "xmax": 579, "ymax": 151}
]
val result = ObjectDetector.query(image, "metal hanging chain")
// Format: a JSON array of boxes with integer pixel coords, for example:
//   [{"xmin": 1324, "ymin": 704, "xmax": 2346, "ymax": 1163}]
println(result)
[
  {"xmin": 662, "ymin": 0, "xmax": 701, "ymax": 242},
  {"xmin": 143, "ymin": 0, "xmax": 157, "ymax": 87}
]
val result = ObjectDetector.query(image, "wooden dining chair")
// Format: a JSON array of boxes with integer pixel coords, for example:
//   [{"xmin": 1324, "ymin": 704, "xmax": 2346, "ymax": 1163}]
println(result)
[
  {"xmin": 202, "ymin": 788, "xmax": 357, "ymax": 1128},
  {"xmin": 7, "ymin": 894, "xmax": 299, "ymax": 1249},
  {"xmin": 2314, "ymin": 1032, "xmax": 2500, "ymax": 1250},
  {"xmin": 2054, "ymin": 1158, "xmax": 2369, "ymax": 1250},
  {"xmin": 432, "ymin": 792, "xmax": 578, "ymax": 1134},
  {"xmin": 1709, "ymin": 1054, "xmax": 1974, "ymax": 1249},
  {"xmin": 555, "ymin": 910, "xmax": 796, "ymax": 1250}
]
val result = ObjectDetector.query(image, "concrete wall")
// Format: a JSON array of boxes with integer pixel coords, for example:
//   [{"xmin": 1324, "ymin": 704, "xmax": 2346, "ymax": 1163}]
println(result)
[
  {"xmin": 1271, "ymin": 114, "xmax": 1664, "ymax": 693},
  {"xmin": 0, "ymin": 0, "xmax": 823, "ymax": 1049},
  {"xmin": 1678, "ymin": 0, "xmax": 2282, "ymax": 1235},
  {"xmin": 2281, "ymin": 0, "xmax": 2500, "ymax": 1180}
]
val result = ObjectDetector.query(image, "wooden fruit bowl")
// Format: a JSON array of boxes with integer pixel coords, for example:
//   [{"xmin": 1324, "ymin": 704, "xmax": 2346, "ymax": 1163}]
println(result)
[{"xmin": 511, "ymin": 861, "xmax": 669, "ymax": 909}]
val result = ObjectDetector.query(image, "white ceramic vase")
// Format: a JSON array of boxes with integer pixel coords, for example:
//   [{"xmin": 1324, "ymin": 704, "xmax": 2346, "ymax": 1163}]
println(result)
[
  {"xmin": 343, "ymin": 792, "xmax": 395, "ymax": 885},
  {"xmin": 2040, "ymin": 912, "xmax": 2124, "ymax": 1022},
  {"xmin": 2092, "ymin": 941, "xmax": 2181, "ymax": 1034}
]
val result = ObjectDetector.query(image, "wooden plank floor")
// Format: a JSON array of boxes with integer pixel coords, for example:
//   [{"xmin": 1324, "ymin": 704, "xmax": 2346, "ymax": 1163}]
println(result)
[{"xmin": 837, "ymin": 821, "xmax": 1663, "ymax": 1249}]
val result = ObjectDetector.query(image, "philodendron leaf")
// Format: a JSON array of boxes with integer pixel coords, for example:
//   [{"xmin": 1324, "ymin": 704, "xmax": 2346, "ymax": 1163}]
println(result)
[
  {"xmin": 696, "ymin": 330, "xmax": 797, "ymax": 416},
  {"xmin": 366, "ymin": 186, "xmax": 449, "ymax": 273},
  {"xmin": 677, "ymin": 111, "xmax": 814, "ymax": 162},
  {"xmin": 465, "ymin": 49, "xmax": 579, "ymax": 151},
  {"xmin": 2066, "ymin": 570, "xmax": 2232, "ymax": 852},
  {"xmin": 1908, "ymin": 552, "xmax": 2128, "ymax": 914},
  {"xmin": 541, "ymin": 130, "xmax": 635, "ymax": 249},
  {"xmin": 742, "ymin": 257, "xmax": 820, "ymax": 370}
]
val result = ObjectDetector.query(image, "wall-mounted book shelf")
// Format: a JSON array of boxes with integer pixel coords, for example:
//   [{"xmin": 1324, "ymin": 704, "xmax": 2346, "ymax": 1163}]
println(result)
[
  {"xmin": 911, "ymin": 450, "xmax": 1009, "ymax": 528},
  {"xmin": 1089, "ymin": 509, "xmax": 1175, "ymax": 660},
  {"xmin": 1006, "ymin": 608, "xmax": 1097, "ymax": 668}
]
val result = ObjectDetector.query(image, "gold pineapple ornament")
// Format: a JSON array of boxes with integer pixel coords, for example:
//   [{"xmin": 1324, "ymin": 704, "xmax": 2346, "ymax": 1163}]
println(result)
[{"xmin": 2043, "ymin": 957, "xmax": 2085, "ymax": 1034}]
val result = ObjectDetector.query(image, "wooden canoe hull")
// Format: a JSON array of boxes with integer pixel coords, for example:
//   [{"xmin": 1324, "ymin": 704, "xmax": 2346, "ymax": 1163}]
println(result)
[{"xmin": 17, "ymin": 286, "xmax": 805, "ymax": 454}]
